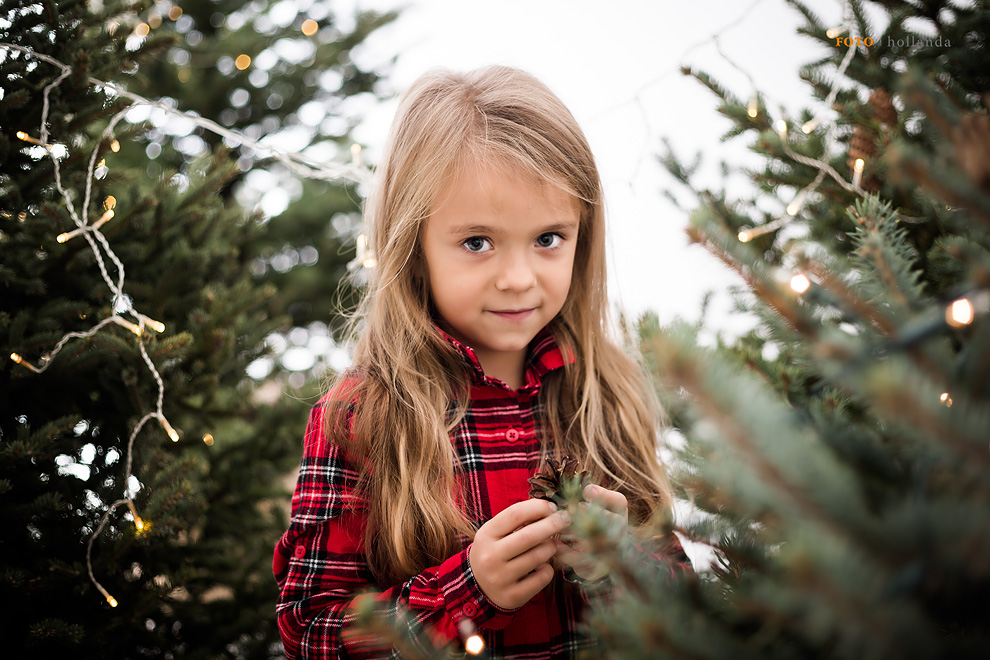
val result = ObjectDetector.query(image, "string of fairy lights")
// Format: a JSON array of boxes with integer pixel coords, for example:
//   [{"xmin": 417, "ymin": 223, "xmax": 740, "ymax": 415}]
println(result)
[
  {"xmin": 715, "ymin": 1, "xmax": 986, "ymax": 402},
  {"xmin": 1, "ymin": 7, "xmax": 373, "ymax": 616},
  {"xmin": 3, "ymin": 0, "xmax": 986, "ymax": 654},
  {"xmin": 603, "ymin": 0, "xmax": 986, "ymax": 351}
]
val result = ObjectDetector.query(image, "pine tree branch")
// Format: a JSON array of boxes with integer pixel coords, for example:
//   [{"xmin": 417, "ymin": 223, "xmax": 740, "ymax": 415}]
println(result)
[
  {"xmin": 806, "ymin": 260, "xmax": 898, "ymax": 335},
  {"xmin": 644, "ymin": 329, "xmax": 861, "ymax": 546}
]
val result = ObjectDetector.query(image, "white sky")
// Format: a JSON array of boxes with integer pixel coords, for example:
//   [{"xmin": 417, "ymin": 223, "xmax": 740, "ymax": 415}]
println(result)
[{"xmin": 344, "ymin": 0, "xmax": 850, "ymax": 340}]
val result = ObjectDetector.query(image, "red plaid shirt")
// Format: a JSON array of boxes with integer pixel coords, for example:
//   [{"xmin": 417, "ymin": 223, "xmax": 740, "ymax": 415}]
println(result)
[{"xmin": 274, "ymin": 326, "xmax": 687, "ymax": 659}]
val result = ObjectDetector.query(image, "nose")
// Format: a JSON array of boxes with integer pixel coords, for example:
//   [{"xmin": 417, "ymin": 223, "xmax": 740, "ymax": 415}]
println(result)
[{"xmin": 494, "ymin": 249, "xmax": 537, "ymax": 292}]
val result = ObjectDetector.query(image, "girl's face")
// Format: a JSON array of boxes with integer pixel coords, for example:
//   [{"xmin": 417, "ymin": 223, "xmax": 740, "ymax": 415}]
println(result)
[{"xmin": 421, "ymin": 160, "xmax": 579, "ymax": 385}]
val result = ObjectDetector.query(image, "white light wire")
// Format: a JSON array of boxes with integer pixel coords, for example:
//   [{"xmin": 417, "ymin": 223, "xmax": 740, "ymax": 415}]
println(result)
[{"xmin": 1, "ymin": 38, "xmax": 372, "ymax": 607}]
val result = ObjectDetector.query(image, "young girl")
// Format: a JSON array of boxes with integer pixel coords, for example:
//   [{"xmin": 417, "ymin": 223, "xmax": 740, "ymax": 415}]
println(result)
[{"xmin": 274, "ymin": 65, "xmax": 688, "ymax": 660}]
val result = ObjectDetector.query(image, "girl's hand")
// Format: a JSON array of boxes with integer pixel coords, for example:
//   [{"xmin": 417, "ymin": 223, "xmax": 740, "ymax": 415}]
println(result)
[
  {"xmin": 470, "ymin": 498, "xmax": 572, "ymax": 610},
  {"xmin": 554, "ymin": 485, "xmax": 628, "ymax": 581}
]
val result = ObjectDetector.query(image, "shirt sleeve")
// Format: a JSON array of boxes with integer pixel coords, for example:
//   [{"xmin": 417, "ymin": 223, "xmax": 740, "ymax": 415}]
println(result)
[{"xmin": 273, "ymin": 400, "xmax": 517, "ymax": 660}]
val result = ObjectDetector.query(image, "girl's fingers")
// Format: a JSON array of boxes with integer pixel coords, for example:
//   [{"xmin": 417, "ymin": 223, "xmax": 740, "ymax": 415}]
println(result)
[
  {"xmin": 507, "ymin": 562, "xmax": 555, "ymax": 602},
  {"xmin": 499, "ymin": 510, "xmax": 571, "ymax": 559},
  {"xmin": 487, "ymin": 499, "xmax": 558, "ymax": 538},
  {"xmin": 584, "ymin": 485, "xmax": 628, "ymax": 518},
  {"xmin": 554, "ymin": 538, "xmax": 606, "ymax": 580},
  {"xmin": 505, "ymin": 538, "xmax": 557, "ymax": 578},
  {"xmin": 553, "ymin": 539, "xmax": 583, "ymax": 566}
]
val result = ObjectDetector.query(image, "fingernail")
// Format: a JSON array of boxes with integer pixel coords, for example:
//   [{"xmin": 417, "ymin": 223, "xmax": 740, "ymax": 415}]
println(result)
[
  {"xmin": 548, "ymin": 501, "xmax": 558, "ymax": 512},
  {"xmin": 559, "ymin": 511, "xmax": 571, "ymax": 524},
  {"xmin": 585, "ymin": 485, "xmax": 598, "ymax": 498}
]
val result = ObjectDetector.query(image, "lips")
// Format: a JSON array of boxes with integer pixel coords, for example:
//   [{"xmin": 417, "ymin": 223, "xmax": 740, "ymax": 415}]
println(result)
[{"xmin": 489, "ymin": 308, "xmax": 536, "ymax": 320}]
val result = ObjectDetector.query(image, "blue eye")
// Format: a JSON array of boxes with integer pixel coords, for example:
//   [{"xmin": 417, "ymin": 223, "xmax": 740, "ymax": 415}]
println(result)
[
  {"xmin": 536, "ymin": 233, "xmax": 562, "ymax": 249},
  {"xmin": 463, "ymin": 237, "xmax": 492, "ymax": 253}
]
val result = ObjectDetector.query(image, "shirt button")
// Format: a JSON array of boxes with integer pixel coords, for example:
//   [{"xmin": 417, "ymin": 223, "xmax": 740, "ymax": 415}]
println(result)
[
  {"xmin": 293, "ymin": 544, "xmax": 306, "ymax": 559},
  {"xmin": 505, "ymin": 428, "xmax": 520, "ymax": 442},
  {"xmin": 462, "ymin": 601, "xmax": 478, "ymax": 617}
]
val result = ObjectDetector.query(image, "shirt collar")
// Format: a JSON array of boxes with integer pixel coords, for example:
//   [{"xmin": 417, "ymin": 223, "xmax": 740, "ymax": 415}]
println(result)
[{"xmin": 433, "ymin": 322, "xmax": 574, "ymax": 393}]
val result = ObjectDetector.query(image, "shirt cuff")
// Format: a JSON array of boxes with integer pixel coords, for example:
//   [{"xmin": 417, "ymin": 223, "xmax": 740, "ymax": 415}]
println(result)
[
  {"xmin": 437, "ymin": 544, "xmax": 518, "ymax": 631},
  {"xmin": 563, "ymin": 566, "xmax": 612, "ymax": 592}
]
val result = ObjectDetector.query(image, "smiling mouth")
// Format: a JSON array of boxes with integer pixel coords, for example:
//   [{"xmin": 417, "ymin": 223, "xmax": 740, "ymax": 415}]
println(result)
[{"xmin": 491, "ymin": 308, "xmax": 534, "ymax": 314}]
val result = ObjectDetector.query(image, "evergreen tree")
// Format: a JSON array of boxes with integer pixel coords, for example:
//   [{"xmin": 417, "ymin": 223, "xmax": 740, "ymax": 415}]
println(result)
[
  {"xmin": 0, "ymin": 1, "xmax": 390, "ymax": 657},
  {"xmin": 578, "ymin": 1, "xmax": 990, "ymax": 658},
  {"xmin": 129, "ymin": 0, "xmax": 395, "ymax": 380}
]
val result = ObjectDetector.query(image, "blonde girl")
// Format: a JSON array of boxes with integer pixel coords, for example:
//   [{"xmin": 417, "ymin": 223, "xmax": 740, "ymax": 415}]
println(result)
[{"xmin": 274, "ymin": 65, "xmax": 687, "ymax": 660}]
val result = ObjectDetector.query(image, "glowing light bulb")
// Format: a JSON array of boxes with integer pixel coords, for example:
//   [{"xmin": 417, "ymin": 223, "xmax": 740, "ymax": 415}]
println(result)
[
  {"xmin": 16, "ymin": 131, "xmax": 44, "ymax": 146},
  {"xmin": 790, "ymin": 273, "xmax": 811, "ymax": 294},
  {"xmin": 203, "ymin": 433, "xmax": 215, "ymax": 446},
  {"xmin": 127, "ymin": 500, "xmax": 149, "ymax": 533},
  {"xmin": 110, "ymin": 140, "xmax": 120, "ymax": 152},
  {"xmin": 135, "ymin": 23, "xmax": 150, "ymax": 37},
  {"xmin": 786, "ymin": 189, "xmax": 809, "ymax": 217},
  {"xmin": 138, "ymin": 314, "xmax": 166, "ymax": 333},
  {"xmin": 775, "ymin": 119, "xmax": 787, "ymax": 136},
  {"xmin": 106, "ymin": 594, "xmax": 118, "ymax": 607},
  {"xmin": 169, "ymin": 6, "xmax": 183, "ymax": 20},
  {"xmin": 747, "ymin": 96, "xmax": 758, "ymax": 118},
  {"xmin": 112, "ymin": 316, "xmax": 143, "ymax": 336},
  {"xmin": 802, "ymin": 118, "xmax": 820, "ymax": 133},
  {"xmin": 235, "ymin": 54, "xmax": 251, "ymax": 70},
  {"xmin": 350, "ymin": 143, "xmax": 362, "ymax": 167},
  {"xmin": 826, "ymin": 26, "xmax": 847, "ymax": 39},
  {"xmin": 738, "ymin": 230, "xmax": 752, "ymax": 243},
  {"xmin": 852, "ymin": 158, "xmax": 865, "ymax": 188},
  {"xmin": 946, "ymin": 298, "xmax": 974, "ymax": 327},
  {"xmin": 159, "ymin": 416, "xmax": 180, "ymax": 442},
  {"xmin": 301, "ymin": 19, "xmax": 318, "ymax": 36},
  {"xmin": 10, "ymin": 352, "xmax": 41, "ymax": 373},
  {"xmin": 465, "ymin": 634, "xmax": 485, "ymax": 655},
  {"xmin": 94, "ymin": 208, "xmax": 113, "ymax": 228},
  {"xmin": 362, "ymin": 257, "xmax": 378, "ymax": 269}
]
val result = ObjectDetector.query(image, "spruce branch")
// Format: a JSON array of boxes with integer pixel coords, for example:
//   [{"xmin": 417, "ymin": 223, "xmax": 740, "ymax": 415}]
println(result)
[
  {"xmin": 643, "ymin": 325, "xmax": 864, "ymax": 544},
  {"xmin": 687, "ymin": 209, "xmax": 816, "ymax": 336}
]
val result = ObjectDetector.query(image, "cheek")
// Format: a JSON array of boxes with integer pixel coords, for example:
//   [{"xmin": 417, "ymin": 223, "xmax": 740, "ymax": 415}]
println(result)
[{"xmin": 560, "ymin": 250, "xmax": 578, "ymax": 289}]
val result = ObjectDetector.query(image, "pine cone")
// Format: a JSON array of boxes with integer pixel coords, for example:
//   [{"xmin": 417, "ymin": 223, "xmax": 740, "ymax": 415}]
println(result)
[
  {"xmin": 848, "ymin": 125, "xmax": 876, "ymax": 165},
  {"xmin": 870, "ymin": 88, "xmax": 897, "ymax": 128},
  {"xmin": 528, "ymin": 456, "xmax": 589, "ymax": 505},
  {"xmin": 848, "ymin": 124, "xmax": 881, "ymax": 192},
  {"xmin": 952, "ymin": 110, "xmax": 990, "ymax": 192}
]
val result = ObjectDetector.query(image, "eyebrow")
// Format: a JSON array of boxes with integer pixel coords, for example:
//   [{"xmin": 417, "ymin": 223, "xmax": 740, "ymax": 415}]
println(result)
[{"xmin": 447, "ymin": 220, "xmax": 579, "ymax": 236}]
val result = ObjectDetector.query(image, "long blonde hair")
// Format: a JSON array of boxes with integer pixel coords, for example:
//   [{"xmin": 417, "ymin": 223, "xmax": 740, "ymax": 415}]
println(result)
[{"xmin": 325, "ymin": 66, "xmax": 674, "ymax": 586}]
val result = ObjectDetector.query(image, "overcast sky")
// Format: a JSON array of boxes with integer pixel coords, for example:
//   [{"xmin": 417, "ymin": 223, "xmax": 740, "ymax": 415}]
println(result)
[{"xmin": 340, "ymin": 0, "xmax": 852, "ymax": 341}]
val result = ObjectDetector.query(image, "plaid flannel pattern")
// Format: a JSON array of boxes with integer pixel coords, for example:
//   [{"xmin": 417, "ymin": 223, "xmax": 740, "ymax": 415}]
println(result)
[{"xmin": 274, "ymin": 326, "xmax": 689, "ymax": 659}]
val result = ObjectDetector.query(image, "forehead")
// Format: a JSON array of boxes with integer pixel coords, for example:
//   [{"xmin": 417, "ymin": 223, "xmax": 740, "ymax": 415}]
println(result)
[{"xmin": 429, "ymin": 159, "xmax": 580, "ymax": 227}]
